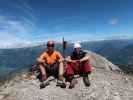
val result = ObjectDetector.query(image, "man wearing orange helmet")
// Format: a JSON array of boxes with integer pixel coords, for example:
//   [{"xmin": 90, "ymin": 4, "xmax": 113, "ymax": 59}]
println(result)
[{"xmin": 37, "ymin": 40, "xmax": 66, "ymax": 88}]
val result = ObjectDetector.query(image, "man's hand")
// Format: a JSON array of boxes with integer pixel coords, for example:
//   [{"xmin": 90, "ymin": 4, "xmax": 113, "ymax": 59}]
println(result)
[
  {"xmin": 71, "ymin": 60, "xmax": 76, "ymax": 63},
  {"xmin": 80, "ymin": 56, "xmax": 90, "ymax": 62},
  {"xmin": 80, "ymin": 59, "xmax": 84, "ymax": 62},
  {"xmin": 30, "ymin": 75, "xmax": 36, "ymax": 80}
]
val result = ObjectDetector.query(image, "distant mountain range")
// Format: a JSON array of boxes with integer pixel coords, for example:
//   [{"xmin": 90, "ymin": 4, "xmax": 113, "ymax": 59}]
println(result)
[
  {"xmin": 0, "ymin": 39, "xmax": 133, "ymax": 78},
  {"xmin": 91, "ymin": 39, "xmax": 133, "ymax": 72},
  {"xmin": 81, "ymin": 39, "xmax": 133, "ymax": 72}
]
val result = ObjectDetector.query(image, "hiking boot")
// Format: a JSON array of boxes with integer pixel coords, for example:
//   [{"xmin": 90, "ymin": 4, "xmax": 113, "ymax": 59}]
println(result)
[
  {"xmin": 83, "ymin": 76, "xmax": 91, "ymax": 87},
  {"xmin": 40, "ymin": 81, "xmax": 50, "ymax": 89},
  {"xmin": 69, "ymin": 79, "xmax": 77, "ymax": 89},
  {"xmin": 56, "ymin": 80, "xmax": 66, "ymax": 88}
]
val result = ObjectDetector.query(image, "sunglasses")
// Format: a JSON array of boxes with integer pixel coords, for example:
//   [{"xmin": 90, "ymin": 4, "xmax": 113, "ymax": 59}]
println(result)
[{"xmin": 47, "ymin": 44, "xmax": 54, "ymax": 47}]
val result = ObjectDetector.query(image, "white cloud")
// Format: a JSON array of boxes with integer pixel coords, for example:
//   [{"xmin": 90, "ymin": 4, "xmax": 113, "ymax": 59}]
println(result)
[
  {"xmin": 0, "ymin": 0, "xmax": 38, "ymax": 48},
  {"xmin": 9, "ymin": 0, "xmax": 37, "ymax": 22},
  {"xmin": 0, "ymin": 14, "xmax": 36, "ymax": 48}
]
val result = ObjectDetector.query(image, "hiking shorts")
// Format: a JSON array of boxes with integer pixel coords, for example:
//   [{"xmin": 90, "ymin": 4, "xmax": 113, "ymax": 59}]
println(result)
[
  {"xmin": 66, "ymin": 60, "xmax": 92, "ymax": 76},
  {"xmin": 44, "ymin": 62, "xmax": 59, "ymax": 78}
]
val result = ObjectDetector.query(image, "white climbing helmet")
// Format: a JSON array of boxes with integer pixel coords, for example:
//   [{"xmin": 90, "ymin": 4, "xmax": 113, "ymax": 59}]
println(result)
[{"xmin": 74, "ymin": 42, "xmax": 81, "ymax": 48}]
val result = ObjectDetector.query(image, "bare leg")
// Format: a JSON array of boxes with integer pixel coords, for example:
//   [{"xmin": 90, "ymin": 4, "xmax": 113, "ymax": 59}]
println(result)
[
  {"xmin": 59, "ymin": 62, "xmax": 64, "ymax": 80},
  {"xmin": 57, "ymin": 62, "xmax": 66, "ymax": 88},
  {"xmin": 39, "ymin": 63, "xmax": 47, "ymax": 81}
]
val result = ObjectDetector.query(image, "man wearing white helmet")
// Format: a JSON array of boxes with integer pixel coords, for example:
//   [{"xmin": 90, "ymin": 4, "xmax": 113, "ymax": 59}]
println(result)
[{"xmin": 66, "ymin": 42, "xmax": 92, "ymax": 89}]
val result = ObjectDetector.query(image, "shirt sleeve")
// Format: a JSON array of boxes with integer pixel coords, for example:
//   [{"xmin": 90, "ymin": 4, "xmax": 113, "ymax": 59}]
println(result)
[
  {"xmin": 56, "ymin": 51, "xmax": 64, "ymax": 62},
  {"xmin": 38, "ymin": 52, "xmax": 46, "ymax": 60}
]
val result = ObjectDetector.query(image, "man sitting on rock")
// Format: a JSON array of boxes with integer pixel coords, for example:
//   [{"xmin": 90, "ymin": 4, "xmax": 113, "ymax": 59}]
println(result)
[
  {"xmin": 66, "ymin": 42, "xmax": 92, "ymax": 89},
  {"xmin": 37, "ymin": 40, "xmax": 66, "ymax": 88}
]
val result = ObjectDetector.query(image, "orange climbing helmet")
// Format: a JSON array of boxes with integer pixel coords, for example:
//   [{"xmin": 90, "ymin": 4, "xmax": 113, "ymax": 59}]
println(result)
[{"xmin": 47, "ymin": 40, "xmax": 55, "ymax": 47}]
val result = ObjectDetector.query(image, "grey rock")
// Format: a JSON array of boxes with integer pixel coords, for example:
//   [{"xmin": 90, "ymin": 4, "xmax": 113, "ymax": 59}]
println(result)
[{"xmin": 0, "ymin": 51, "xmax": 132, "ymax": 100}]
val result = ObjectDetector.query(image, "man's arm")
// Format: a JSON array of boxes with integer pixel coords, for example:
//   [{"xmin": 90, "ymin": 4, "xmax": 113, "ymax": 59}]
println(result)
[
  {"xmin": 80, "ymin": 53, "xmax": 91, "ymax": 62},
  {"xmin": 37, "ymin": 52, "xmax": 47, "ymax": 77},
  {"xmin": 37, "ymin": 58, "xmax": 45, "ymax": 63},
  {"xmin": 37, "ymin": 52, "xmax": 46, "ymax": 63},
  {"xmin": 66, "ymin": 56, "xmax": 78, "ymax": 63}
]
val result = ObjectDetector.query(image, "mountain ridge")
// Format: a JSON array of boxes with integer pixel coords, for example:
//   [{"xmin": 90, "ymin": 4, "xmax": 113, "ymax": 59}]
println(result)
[{"xmin": 0, "ymin": 50, "xmax": 133, "ymax": 100}]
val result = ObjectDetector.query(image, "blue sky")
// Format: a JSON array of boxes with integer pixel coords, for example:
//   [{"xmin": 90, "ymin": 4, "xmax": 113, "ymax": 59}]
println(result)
[{"xmin": 0, "ymin": 0, "xmax": 133, "ymax": 46}]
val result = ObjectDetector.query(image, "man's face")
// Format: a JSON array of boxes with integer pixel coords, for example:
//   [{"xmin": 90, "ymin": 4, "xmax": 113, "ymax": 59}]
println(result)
[
  {"xmin": 75, "ymin": 47, "xmax": 81, "ymax": 53},
  {"xmin": 47, "ymin": 44, "xmax": 54, "ymax": 52}
]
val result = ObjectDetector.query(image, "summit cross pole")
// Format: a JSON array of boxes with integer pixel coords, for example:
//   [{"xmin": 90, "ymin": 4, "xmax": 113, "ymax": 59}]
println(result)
[{"xmin": 62, "ymin": 37, "xmax": 67, "ymax": 67}]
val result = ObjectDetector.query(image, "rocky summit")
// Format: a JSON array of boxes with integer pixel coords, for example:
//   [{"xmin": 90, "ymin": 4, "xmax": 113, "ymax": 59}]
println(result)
[{"xmin": 0, "ymin": 51, "xmax": 133, "ymax": 100}]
